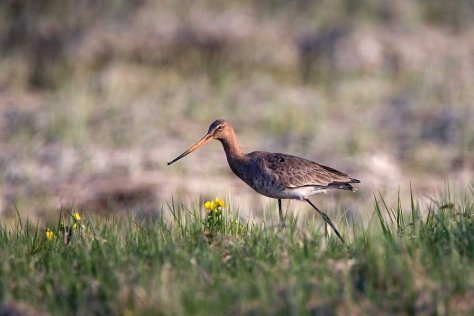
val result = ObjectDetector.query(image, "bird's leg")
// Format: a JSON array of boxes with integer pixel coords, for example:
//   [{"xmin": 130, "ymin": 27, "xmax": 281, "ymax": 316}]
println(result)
[
  {"xmin": 278, "ymin": 199, "xmax": 286, "ymax": 228},
  {"xmin": 305, "ymin": 199, "xmax": 346, "ymax": 245}
]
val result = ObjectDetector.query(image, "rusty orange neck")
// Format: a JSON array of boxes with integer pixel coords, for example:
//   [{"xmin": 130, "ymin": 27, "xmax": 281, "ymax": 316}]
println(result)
[{"xmin": 219, "ymin": 127, "xmax": 244, "ymax": 160}]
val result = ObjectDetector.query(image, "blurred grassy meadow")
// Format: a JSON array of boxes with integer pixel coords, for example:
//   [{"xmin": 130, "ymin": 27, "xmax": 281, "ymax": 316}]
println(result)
[
  {"xmin": 1, "ymin": 0, "xmax": 473, "ymax": 219},
  {"xmin": 1, "ymin": 0, "xmax": 474, "ymax": 314}
]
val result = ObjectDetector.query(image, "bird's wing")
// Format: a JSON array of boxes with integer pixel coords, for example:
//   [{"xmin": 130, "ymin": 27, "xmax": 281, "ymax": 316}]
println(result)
[{"xmin": 261, "ymin": 152, "xmax": 357, "ymax": 188}]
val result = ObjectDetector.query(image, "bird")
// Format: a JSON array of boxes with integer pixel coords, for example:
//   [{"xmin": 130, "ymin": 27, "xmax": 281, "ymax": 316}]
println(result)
[{"xmin": 167, "ymin": 119, "xmax": 360, "ymax": 244}]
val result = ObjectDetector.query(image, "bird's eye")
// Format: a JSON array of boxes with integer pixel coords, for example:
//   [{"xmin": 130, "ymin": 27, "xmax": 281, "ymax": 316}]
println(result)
[{"xmin": 217, "ymin": 125, "xmax": 223, "ymax": 130}]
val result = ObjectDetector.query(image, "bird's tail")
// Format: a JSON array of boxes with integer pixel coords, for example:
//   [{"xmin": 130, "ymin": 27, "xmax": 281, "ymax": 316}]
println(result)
[{"xmin": 330, "ymin": 178, "xmax": 360, "ymax": 192}]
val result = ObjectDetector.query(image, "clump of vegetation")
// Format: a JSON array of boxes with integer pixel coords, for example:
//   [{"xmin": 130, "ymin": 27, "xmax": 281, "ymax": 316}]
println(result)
[
  {"xmin": 205, "ymin": 197, "xmax": 225, "ymax": 231},
  {"xmin": 1, "ymin": 189, "xmax": 473, "ymax": 315}
]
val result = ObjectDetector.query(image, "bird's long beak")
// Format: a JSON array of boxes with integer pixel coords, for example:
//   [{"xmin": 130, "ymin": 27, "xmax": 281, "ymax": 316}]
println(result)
[{"xmin": 167, "ymin": 133, "xmax": 213, "ymax": 165}]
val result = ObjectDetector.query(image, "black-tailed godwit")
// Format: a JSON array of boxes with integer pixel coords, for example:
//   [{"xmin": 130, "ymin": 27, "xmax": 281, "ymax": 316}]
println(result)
[{"xmin": 167, "ymin": 119, "xmax": 360, "ymax": 244}]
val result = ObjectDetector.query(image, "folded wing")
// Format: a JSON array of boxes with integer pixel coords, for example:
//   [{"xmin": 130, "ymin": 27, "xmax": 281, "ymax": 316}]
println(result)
[{"xmin": 262, "ymin": 153, "xmax": 360, "ymax": 191}]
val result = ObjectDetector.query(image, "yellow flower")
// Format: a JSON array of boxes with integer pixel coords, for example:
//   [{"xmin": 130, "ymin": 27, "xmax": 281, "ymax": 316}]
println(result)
[
  {"xmin": 215, "ymin": 197, "xmax": 225, "ymax": 208},
  {"xmin": 73, "ymin": 212, "xmax": 81, "ymax": 221},
  {"xmin": 205, "ymin": 198, "xmax": 225, "ymax": 211},
  {"xmin": 45, "ymin": 228, "xmax": 55, "ymax": 241}
]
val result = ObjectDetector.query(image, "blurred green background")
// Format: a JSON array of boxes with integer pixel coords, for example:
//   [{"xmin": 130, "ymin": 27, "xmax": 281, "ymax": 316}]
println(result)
[{"xmin": 0, "ymin": 0, "xmax": 473, "ymax": 220}]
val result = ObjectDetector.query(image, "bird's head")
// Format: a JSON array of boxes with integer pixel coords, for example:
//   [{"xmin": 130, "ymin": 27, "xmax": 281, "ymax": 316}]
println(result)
[{"xmin": 206, "ymin": 119, "xmax": 233, "ymax": 141}]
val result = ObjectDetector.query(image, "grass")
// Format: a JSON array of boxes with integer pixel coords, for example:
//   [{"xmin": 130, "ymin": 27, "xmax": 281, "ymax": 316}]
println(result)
[
  {"xmin": 1, "ymin": 189, "xmax": 473, "ymax": 315},
  {"xmin": 1, "ymin": 2, "xmax": 473, "ymax": 314}
]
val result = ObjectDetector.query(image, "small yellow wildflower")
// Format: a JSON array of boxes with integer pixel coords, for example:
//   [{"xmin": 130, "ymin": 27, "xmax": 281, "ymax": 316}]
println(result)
[
  {"xmin": 45, "ymin": 228, "xmax": 55, "ymax": 241},
  {"xmin": 73, "ymin": 212, "xmax": 81, "ymax": 221},
  {"xmin": 204, "ymin": 201, "xmax": 214, "ymax": 210},
  {"xmin": 215, "ymin": 197, "xmax": 225, "ymax": 208},
  {"xmin": 204, "ymin": 198, "xmax": 225, "ymax": 211}
]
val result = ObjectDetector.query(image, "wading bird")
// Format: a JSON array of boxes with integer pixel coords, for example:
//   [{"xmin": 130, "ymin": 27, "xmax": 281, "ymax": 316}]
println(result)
[{"xmin": 167, "ymin": 119, "xmax": 359, "ymax": 244}]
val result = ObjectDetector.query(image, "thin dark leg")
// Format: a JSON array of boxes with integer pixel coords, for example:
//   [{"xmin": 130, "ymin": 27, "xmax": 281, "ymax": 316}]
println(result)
[
  {"xmin": 305, "ymin": 199, "xmax": 346, "ymax": 245},
  {"xmin": 278, "ymin": 199, "xmax": 285, "ymax": 226}
]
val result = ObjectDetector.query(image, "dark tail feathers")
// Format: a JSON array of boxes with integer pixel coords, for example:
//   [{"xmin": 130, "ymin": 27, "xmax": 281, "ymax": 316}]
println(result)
[{"xmin": 330, "ymin": 178, "xmax": 360, "ymax": 192}]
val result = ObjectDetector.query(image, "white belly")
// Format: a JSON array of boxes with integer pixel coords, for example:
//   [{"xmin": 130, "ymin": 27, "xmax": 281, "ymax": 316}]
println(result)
[{"xmin": 253, "ymin": 185, "xmax": 327, "ymax": 200}]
